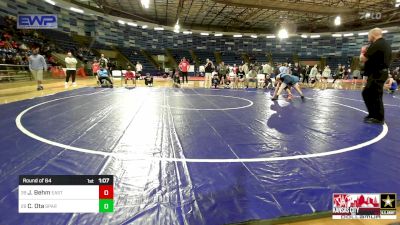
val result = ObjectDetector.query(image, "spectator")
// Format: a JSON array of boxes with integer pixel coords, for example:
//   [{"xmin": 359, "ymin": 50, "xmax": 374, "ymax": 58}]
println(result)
[
  {"xmin": 179, "ymin": 57, "xmax": 190, "ymax": 84},
  {"xmin": 352, "ymin": 69, "xmax": 361, "ymax": 84},
  {"xmin": 136, "ymin": 61, "xmax": 143, "ymax": 77},
  {"xmin": 309, "ymin": 64, "xmax": 318, "ymax": 85},
  {"xmin": 124, "ymin": 66, "xmax": 136, "ymax": 87},
  {"xmin": 218, "ymin": 61, "xmax": 228, "ymax": 85},
  {"xmin": 322, "ymin": 65, "xmax": 331, "ymax": 89},
  {"xmin": 246, "ymin": 68, "xmax": 258, "ymax": 88},
  {"xmin": 92, "ymin": 59, "xmax": 100, "ymax": 77},
  {"xmin": 28, "ymin": 48, "xmax": 47, "ymax": 91},
  {"xmin": 99, "ymin": 54, "xmax": 108, "ymax": 68},
  {"xmin": 64, "ymin": 51, "xmax": 78, "ymax": 88},
  {"xmin": 302, "ymin": 65, "xmax": 310, "ymax": 85},
  {"xmin": 144, "ymin": 73, "xmax": 153, "ymax": 86},
  {"xmin": 204, "ymin": 58, "xmax": 214, "ymax": 88}
]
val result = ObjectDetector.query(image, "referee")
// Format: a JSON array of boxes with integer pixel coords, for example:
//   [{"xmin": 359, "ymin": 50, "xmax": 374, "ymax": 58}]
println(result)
[{"xmin": 360, "ymin": 28, "xmax": 392, "ymax": 124}]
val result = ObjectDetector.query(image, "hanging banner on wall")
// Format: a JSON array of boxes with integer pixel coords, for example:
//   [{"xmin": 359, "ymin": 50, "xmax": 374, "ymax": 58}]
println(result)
[{"xmin": 17, "ymin": 14, "xmax": 58, "ymax": 29}]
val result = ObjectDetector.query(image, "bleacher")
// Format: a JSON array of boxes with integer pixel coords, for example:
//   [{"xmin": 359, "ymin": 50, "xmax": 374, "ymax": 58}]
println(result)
[
  {"xmin": 272, "ymin": 53, "xmax": 292, "ymax": 64},
  {"xmin": 91, "ymin": 42, "xmax": 113, "ymax": 50},
  {"xmin": 195, "ymin": 50, "xmax": 216, "ymax": 65},
  {"xmin": 118, "ymin": 48, "xmax": 159, "ymax": 75},
  {"xmin": 326, "ymin": 56, "xmax": 351, "ymax": 71},
  {"xmin": 170, "ymin": 49, "xmax": 193, "ymax": 64},
  {"xmin": 40, "ymin": 30, "xmax": 77, "ymax": 52},
  {"xmin": 220, "ymin": 51, "xmax": 242, "ymax": 65},
  {"xmin": 248, "ymin": 52, "xmax": 266, "ymax": 63}
]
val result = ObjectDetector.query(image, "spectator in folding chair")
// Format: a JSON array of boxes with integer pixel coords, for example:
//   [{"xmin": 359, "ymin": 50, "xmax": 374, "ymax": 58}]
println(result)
[
  {"xmin": 352, "ymin": 69, "xmax": 361, "ymax": 84},
  {"xmin": 223, "ymin": 76, "xmax": 231, "ymax": 89},
  {"xmin": 145, "ymin": 73, "xmax": 153, "ymax": 87},
  {"xmin": 236, "ymin": 67, "xmax": 246, "ymax": 88},
  {"xmin": 211, "ymin": 70, "xmax": 220, "ymax": 89},
  {"xmin": 124, "ymin": 66, "xmax": 136, "ymax": 87},
  {"xmin": 97, "ymin": 66, "xmax": 113, "ymax": 88},
  {"xmin": 173, "ymin": 70, "xmax": 181, "ymax": 86},
  {"xmin": 264, "ymin": 74, "xmax": 273, "ymax": 89},
  {"xmin": 246, "ymin": 68, "xmax": 258, "ymax": 88}
]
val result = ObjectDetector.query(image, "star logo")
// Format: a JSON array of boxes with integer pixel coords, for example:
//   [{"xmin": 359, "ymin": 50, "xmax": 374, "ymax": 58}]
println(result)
[
  {"xmin": 383, "ymin": 195, "xmax": 394, "ymax": 207},
  {"xmin": 380, "ymin": 193, "xmax": 396, "ymax": 209}
]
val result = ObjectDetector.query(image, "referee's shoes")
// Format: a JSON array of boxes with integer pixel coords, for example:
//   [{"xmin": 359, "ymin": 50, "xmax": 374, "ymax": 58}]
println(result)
[{"xmin": 364, "ymin": 117, "xmax": 384, "ymax": 125}]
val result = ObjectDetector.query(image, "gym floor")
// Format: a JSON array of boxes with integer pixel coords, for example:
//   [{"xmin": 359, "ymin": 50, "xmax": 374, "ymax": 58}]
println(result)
[{"xmin": 0, "ymin": 78, "xmax": 399, "ymax": 225}]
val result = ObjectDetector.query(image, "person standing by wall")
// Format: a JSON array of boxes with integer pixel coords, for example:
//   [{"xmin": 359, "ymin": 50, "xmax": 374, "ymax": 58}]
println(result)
[
  {"xmin": 291, "ymin": 62, "xmax": 300, "ymax": 78},
  {"xmin": 218, "ymin": 61, "xmax": 228, "ymax": 85},
  {"xmin": 309, "ymin": 64, "xmax": 318, "ymax": 87},
  {"xmin": 64, "ymin": 51, "xmax": 78, "ymax": 88},
  {"xmin": 179, "ymin": 57, "xmax": 190, "ymax": 84},
  {"xmin": 99, "ymin": 54, "xmax": 108, "ymax": 69},
  {"xmin": 321, "ymin": 65, "xmax": 331, "ymax": 89},
  {"xmin": 302, "ymin": 65, "xmax": 310, "ymax": 86},
  {"xmin": 136, "ymin": 61, "xmax": 143, "ymax": 78},
  {"xmin": 360, "ymin": 28, "xmax": 392, "ymax": 124},
  {"xmin": 28, "ymin": 48, "xmax": 47, "ymax": 91},
  {"xmin": 204, "ymin": 58, "xmax": 214, "ymax": 88}
]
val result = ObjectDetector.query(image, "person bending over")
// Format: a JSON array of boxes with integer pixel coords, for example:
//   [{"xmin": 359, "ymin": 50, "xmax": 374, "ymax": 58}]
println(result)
[{"xmin": 271, "ymin": 74, "xmax": 305, "ymax": 101}]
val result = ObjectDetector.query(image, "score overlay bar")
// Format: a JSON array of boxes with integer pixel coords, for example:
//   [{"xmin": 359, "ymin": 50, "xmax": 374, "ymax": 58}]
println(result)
[{"xmin": 19, "ymin": 175, "xmax": 114, "ymax": 213}]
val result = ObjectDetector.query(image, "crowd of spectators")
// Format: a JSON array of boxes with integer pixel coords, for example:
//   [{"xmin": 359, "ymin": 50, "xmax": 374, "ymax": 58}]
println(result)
[{"xmin": 0, "ymin": 16, "xmax": 59, "ymax": 67}]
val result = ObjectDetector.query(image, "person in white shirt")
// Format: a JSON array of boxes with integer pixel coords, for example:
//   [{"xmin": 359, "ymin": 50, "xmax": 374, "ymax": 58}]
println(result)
[
  {"xmin": 242, "ymin": 62, "xmax": 249, "ymax": 75},
  {"xmin": 309, "ymin": 64, "xmax": 318, "ymax": 87},
  {"xmin": 321, "ymin": 65, "xmax": 331, "ymax": 89},
  {"xmin": 64, "ymin": 51, "xmax": 78, "ymax": 88},
  {"xmin": 136, "ymin": 61, "xmax": 143, "ymax": 77},
  {"xmin": 262, "ymin": 63, "xmax": 273, "ymax": 75}
]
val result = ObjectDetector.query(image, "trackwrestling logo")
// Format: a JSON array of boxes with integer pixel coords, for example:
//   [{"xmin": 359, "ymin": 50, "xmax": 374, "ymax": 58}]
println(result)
[{"xmin": 332, "ymin": 193, "xmax": 397, "ymax": 219}]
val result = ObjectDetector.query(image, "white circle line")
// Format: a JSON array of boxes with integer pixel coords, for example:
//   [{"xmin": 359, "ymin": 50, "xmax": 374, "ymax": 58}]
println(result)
[
  {"xmin": 162, "ymin": 94, "xmax": 254, "ymax": 111},
  {"xmin": 325, "ymin": 95, "xmax": 400, "ymax": 107},
  {"xmin": 15, "ymin": 92, "xmax": 388, "ymax": 163}
]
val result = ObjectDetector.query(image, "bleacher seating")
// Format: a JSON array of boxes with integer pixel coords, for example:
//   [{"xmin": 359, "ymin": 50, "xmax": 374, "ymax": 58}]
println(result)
[
  {"xmin": 195, "ymin": 50, "xmax": 216, "ymax": 65},
  {"xmin": 118, "ymin": 48, "xmax": 159, "ymax": 75},
  {"xmin": 220, "ymin": 52, "xmax": 242, "ymax": 65},
  {"xmin": 170, "ymin": 49, "xmax": 193, "ymax": 64},
  {"xmin": 40, "ymin": 30, "xmax": 77, "ymax": 52}
]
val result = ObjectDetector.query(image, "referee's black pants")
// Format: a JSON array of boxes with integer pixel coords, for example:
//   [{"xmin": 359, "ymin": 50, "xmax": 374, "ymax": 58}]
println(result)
[{"xmin": 362, "ymin": 70, "xmax": 388, "ymax": 121}]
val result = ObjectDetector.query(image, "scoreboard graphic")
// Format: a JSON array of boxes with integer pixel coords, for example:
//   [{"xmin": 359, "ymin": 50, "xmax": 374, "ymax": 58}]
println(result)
[
  {"xmin": 19, "ymin": 175, "xmax": 114, "ymax": 213},
  {"xmin": 332, "ymin": 193, "xmax": 397, "ymax": 219}
]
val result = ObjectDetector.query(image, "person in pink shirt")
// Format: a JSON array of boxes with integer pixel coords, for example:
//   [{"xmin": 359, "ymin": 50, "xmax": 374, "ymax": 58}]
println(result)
[{"xmin": 179, "ymin": 57, "xmax": 190, "ymax": 84}]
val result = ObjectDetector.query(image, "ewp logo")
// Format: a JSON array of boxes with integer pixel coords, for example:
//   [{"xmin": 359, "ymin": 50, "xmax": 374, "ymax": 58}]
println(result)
[{"xmin": 17, "ymin": 14, "xmax": 58, "ymax": 29}]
